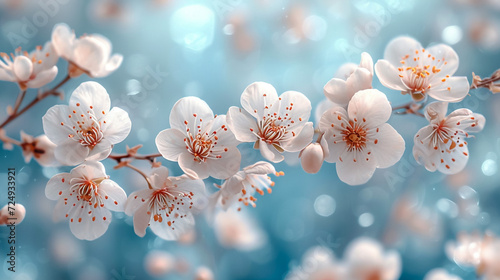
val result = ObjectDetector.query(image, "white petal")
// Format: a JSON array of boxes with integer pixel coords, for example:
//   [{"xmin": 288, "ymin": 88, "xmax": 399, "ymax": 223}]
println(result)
[
  {"xmin": 99, "ymin": 180, "xmax": 127, "ymax": 212},
  {"xmin": 334, "ymin": 62, "xmax": 357, "ymax": 80},
  {"xmin": 72, "ymin": 36, "xmax": 107, "ymax": 74},
  {"xmin": 26, "ymin": 66, "xmax": 58, "ymax": 88},
  {"xmin": 348, "ymin": 89, "xmax": 392, "ymax": 127},
  {"xmin": 277, "ymin": 90, "xmax": 312, "ymax": 131},
  {"xmin": 169, "ymin": 96, "xmax": 214, "ymax": 133},
  {"xmin": 125, "ymin": 189, "xmax": 154, "ymax": 216},
  {"xmin": 86, "ymin": 138, "xmax": 113, "ymax": 161},
  {"xmin": 207, "ymin": 147, "xmax": 241, "ymax": 179},
  {"xmin": 51, "ymin": 23, "xmax": 75, "ymax": 59},
  {"xmin": 324, "ymin": 67, "xmax": 372, "ymax": 106},
  {"xmin": 359, "ymin": 52, "xmax": 374, "ymax": 75},
  {"xmin": 209, "ymin": 114, "xmax": 240, "ymax": 147},
  {"xmin": 282, "ymin": 122, "xmax": 314, "ymax": 152},
  {"xmin": 428, "ymin": 76, "xmax": 469, "ymax": 103},
  {"xmin": 54, "ymin": 139, "xmax": 89, "ymax": 165},
  {"xmin": 150, "ymin": 166, "xmax": 170, "ymax": 188},
  {"xmin": 150, "ymin": 213, "xmax": 195, "ymax": 241},
  {"xmin": 155, "ymin": 128, "xmax": 187, "ymax": 161},
  {"xmin": 259, "ymin": 139, "xmax": 284, "ymax": 163},
  {"xmin": 42, "ymin": 105, "xmax": 73, "ymax": 144},
  {"xmin": 383, "ymin": 36, "xmax": 423, "ymax": 66},
  {"xmin": 0, "ymin": 68, "xmax": 15, "ymax": 81},
  {"xmin": 93, "ymin": 54, "xmax": 122, "ymax": 78},
  {"xmin": 383, "ymin": 251, "xmax": 402, "ymax": 280},
  {"xmin": 374, "ymin": 60, "xmax": 409, "ymax": 92},
  {"xmin": 45, "ymin": 173, "xmax": 71, "ymax": 200},
  {"xmin": 69, "ymin": 206, "xmax": 111, "ymax": 241},
  {"xmin": 424, "ymin": 102, "xmax": 448, "ymax": 123},
  {"xmin": 318, "ymin": 107, "xmax": 349, "ymax": 163},
  {"xmin": 242, "ymin": 161, "xmax": 276, "ymax": 175},
  {"xmin": 101, "ymin": 107, "xmax": 131, "ymax": 144},
  {"xmin": 133, "ymin": 203, "xmax": 151, "ymax": 237},
  {"xmin": 226, "ymin": 106, "xmax": 259, "ymax": 143},
  {"xmin": 33, "ymin": 134, "xmax": 59, "ymax": 167},
  {"xmin": 178, "ymin": 152, "xmax": 210, "ymax": 179},
  {"xmin": 71, "ymin": 161, "xmax": 107, "ymax": 179},
  {"xmin": 300, "ymin": 143, "xmax": 324, "ymax": 174},
  {"xmin": 314, "ymin": 99, "xmax": 339, "ymax": 125},
  {"xmin": 413, "ymin": 126, "xmax": 440, "ymax": 172},
  {"xmin": 336, "ymin": 149, "xmax": 377, "ymax": 185},
  {"xmin": 323, "ymin": 78, "xmax": 348, "ymax": 105},
  {"xmin": 13, "ymin": 56, "xmax": 33, "ymax": 81},
  {"xmin": 69, "ymin": 81, "xmax": 111, "ymax": 115},
  {"xmin": 426, "ymin": 43, "xmax": 459, "ymax": 77},
  {"xmin": 369, "ymin": 123, "xmax": 405, "ymax": 169},
  {"xmin": 240, "ymin": 82, "xmax": 279, "ymax": 119}
]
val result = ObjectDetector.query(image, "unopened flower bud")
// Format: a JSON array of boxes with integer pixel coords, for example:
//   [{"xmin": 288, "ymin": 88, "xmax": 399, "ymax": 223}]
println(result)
[
  {"xmin": 300, "ymin": 143, "xmax": 325, "ymax": 174},
  {"xmin": 0, "ymin": 203, "xmax": 26, "ymax": 225}
]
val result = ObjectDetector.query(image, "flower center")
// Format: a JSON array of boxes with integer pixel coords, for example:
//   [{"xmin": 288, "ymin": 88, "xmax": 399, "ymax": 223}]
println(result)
[
  {"xmin": 70, "ymin": 176, "xmax": 108, "ymax": 208},
  {"xmin": 185, "ymin": 134, "xmax": 216, "ymax": 162},
  {"xmin": 149, "ymin": 187, "xmax": 194, "ymax": 223},
  {"xmin": 342, "ymin": 121, "xmax": 367, "ymax": 152},
  {"xmin": 78, "ymin": 125, "xmax": 103, "ymax": 148},
  {"xmin": 258, "ymin": 117, "xmax": 288, "ymax": 144}
]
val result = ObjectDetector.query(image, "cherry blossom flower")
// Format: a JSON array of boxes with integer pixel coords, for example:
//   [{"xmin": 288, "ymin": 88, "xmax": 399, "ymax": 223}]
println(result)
[
  {"xmin": 217, "ymin": 161, "xmax": 280, "ymax": 210},
  {"xmin": 51, "ymin": 23, "xmax": 123, "ymax": 78},
  {"xmin": 285, "ymin": 246, "xmax": 345, "ymax": 280},
  {"xmin": 227, "ymin": 82, "xmax": 314, "ymax": 163},
  {"xmin": 213, "ymin": 209, "xmax": 267, "ymax": 251},
  {"xmin": 375, "ymin": 36, "xmax": 469, "ymax": 102},
  {"xmin": 319, "ymin": 89, "xmax": 405, "ymax": 185},
  {"xmin": 42, "ymin": 81, "xmax": 131, "ymax": 166},
  {"xmin": 413, "ymin": 102, "xmax": 485, "ymax": 174},
  {"xmin": 344, "ymin": 238, "xmax": 401, "ymax": 280},
  {"xmin": 0, "ymin": 42, "xmax": 58, "ymax": 90},
  {"xmin": 155, "ymin": 96, "xmax": 241, "ymax": 180},
  {"xmin": 195, "ymin": 267, "xmax": 214, "ymax": 280},
  {"xmin": 45, "ymin": 161, "xmax": 127, "ymax": 240},
  {"xmin": 0, "ymin": 203, "xmax": 26, "ymax": 225},
  {"xmin": 424, "ymin": 269, "xmax": 462, "ymax": 280},
  {"xmin": 19, "ymin": 131, "xmax": 59, "ymax": 167},
  {"xmin": 124, "ymin": 166, "xmax": 206, "ymax": 241},
  {"xmin": 324, "ymin": 52, "xmax": 373, "ymax": 107}
]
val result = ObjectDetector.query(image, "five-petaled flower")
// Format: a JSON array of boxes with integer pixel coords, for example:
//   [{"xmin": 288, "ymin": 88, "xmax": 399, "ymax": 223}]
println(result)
[
  {"xmin": 20, "ymin": 131, "xmax": 59, "ymax": 167},
  {"xmin": 413, "ymin": 102, "xmax": 485, "ymax": 175},
  {"xmin": 155, "ymin": 96, "xmax": 241, "ymax": 180},
  {"xmin": 227, "ymin": 82, "xmax": 314, "ymax": 163},
  {"xmin": 42, "ymin": 81, "xmax": 131, "ymax": 165},
  {"xmin": 0, "ymin": 42, "xmax": 58, "ymax": 90},
  {"xmin": 324, "ymin": 52, "xmax": 373, "ymax": 107},
  {"xmin": 51, "ymin": 23, "xmax": 123, "ymax": 78},
  {"xmin": 45, "ymin": 161, "xmax": 127, "ymax": 240},
  {"xmin": 319, "ymin": 89, "xmax": 405, "ymax": 185},
  {"xmin": 124, "ymin": 166, "xmax": 206, "ymax": 240},
  {"xmin": 375, "ymin": 36, "xmax": 469, "ymax": 102},
  {"xmin": 217, "ymin": 161, "xmax": 280, "ymax": 210}
]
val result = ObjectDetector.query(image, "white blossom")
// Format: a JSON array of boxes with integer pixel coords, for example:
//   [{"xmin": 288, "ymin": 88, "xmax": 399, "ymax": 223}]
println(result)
[
  {"xmin": 424, "ymin": 269, "xmax": 462, "ymax": 280},
  {"xmin": 20, "ymin": 131, "xmax": 59, "ymax": 166}
]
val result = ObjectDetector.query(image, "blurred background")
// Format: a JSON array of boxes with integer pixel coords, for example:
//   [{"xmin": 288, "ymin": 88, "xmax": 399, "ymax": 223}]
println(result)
[{"xmin": 1, "ymin": 0, "xmax": 500, "ymax": 279}]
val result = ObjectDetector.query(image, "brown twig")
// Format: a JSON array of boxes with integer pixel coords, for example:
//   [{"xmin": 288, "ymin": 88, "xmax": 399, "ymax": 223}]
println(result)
[
  {"xmin": 12, "ymin": 90, "xmax": 26, "ymax": 115},
  {"xmin": 471, "ymin": 70, "xmax": 500, "ymax": 90},
  {"xmin": 122, "ymin": 163, "xmax": 154, "ymax": 189},
  {"xmin": 0, "ymin": 74, "xmax": 71, "ymax": 129},
  {"xmin": 392, "ymin": 101, "xmax": 425, "ymax": 117},
  {"xmin": 108, "ymin": 152, "xmax": 162, "ymax": 163}
]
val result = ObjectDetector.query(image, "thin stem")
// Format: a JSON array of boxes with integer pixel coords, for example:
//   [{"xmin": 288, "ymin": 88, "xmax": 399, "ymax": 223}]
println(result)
[
  {"xmin": 12, "ymin": 90, "xmax": 26, "ymax": 115},
  {"xmin": 0, "ymin": 74, "xmax": 71, "ymax": 129},
  {"xmin": 108, "ymin": 152, "xmax": 162, "ymax": 162},
  {"xmin": 124, "ymin": 163, "xmax": 153, "ymax": 189},
  {"xmin": 0, "ymin": 132, "xmax": 21, "ymax": 146},
  {"xmin": 391, "ymin": 101, "xmax": 414, "ymax": 111}
]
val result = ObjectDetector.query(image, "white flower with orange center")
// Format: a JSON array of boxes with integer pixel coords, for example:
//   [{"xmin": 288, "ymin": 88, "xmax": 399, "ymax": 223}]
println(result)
[
  {"xmin": 226, "ymin": 82, "xmax": 314, "ymax": 163},
  {"xmin": 0, "ymin": 42, "xmax": 58, "ymax": 90},
  {"xmin": 51, "ymin": 23, "xmax": 122, "ymax": 78},
  {"xmin": 155, "ymin": 96, "xmax": 241, "ymax": 179},
  {"xmin": 124, "ymin": 166, "xmax": 205, "ymax": 241},
  {"xmin": 375, "ymin": 36, "xmax": 469, "ymax": 102},
  {"xmin": 42, "ymin": 81, "xmax": 131, "ymax": 165},
  {"xmin": 413, "ymin": 102, "xmax": 485, "ymax": 174},
  {"xmin": 344, "ymin": 238, "xmax": 401, "ymax": 280},
  {"xmin": 45, "ymin": 161, "xmax": 127, "ymax": 240},
  {"xmin": 217, "ymin": 161, "xmax": 281, "ymax": 210},
  {"xmin": 19, "ymin": 131, "xmax": 59, "ymax": 167},
  {"xmin": 319, "ymin": 89, "xmax": 405, "ymax": 186}
]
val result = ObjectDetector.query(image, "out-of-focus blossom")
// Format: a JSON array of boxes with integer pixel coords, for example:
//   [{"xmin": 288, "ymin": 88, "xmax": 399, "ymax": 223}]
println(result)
[
  {"xmin": 227, "ymin": 82, "xmax": 314, "ymax": 163},
  {"xmin": 319, "ymin": 89, "xmax": 405, "ymax": 185},
  {"xmin": 344, "ymin": 238, "xmax": 402, "ymax": 280},
  {"xmin": 42, "ymin": 81, "xmax": 131, "ymax": 166},
  {"xmin": 375, "ymin": 36, "xmax": 469, "ymax": 102},
  {"xmin": 195, "ymin": 266, "xmax": 214, "ymax": 280},
  {"xmin": 124, "ymin": 166, "xmax": 205, "ymax": 240},
  {"xmin": 155, "ymin": 96, "xmax": 241, "ymax": 179},
  {"xmin": 51, "ymin": 23, "xmax": 123, "ymax": 78},
  {"xmin": 413, "ymin": 102, "xmax": 485, "ymax": 175},
  {"xmin": 424, "ymin": 269, "xmax": 462, "ymax": 280},
  {"xmin": 45, "ymin": 161, "xmax": 126, "ymax": 240},
  {"xmin": 0, "ymin": 203, "xmax": 26, "ymax": 225},
  {"xmin": 0, "ymin": 42, "xmax": 58, "ymax": 90},
  {"xmin": 324, "ymin": 52, "xmax": 373, "ymax": 107},
  {"xmin": 218, "ymin": 161, "xmax": 279, "ymax": 210},
  {"xmin": 285, "ymin": 246, "xmax": 344, "ymax": 280},
  {"xmin": 213, "ymin": 209, "xmax": 267, "ymax": 251},
  {"xmin": 144, "ymin": 250, "xmax": 175, "ymax": 277},
  {"xmin": 299, "ymin": 137, "xmax": 328, "ymax": 174},
  {"xmin": 19, "ymin": 131, "xmax": 59, "ymax": 166}
]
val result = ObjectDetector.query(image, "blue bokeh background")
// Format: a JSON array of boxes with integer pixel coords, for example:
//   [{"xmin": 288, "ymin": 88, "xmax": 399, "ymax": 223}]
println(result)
[{"xmin": 1, "ymin": 0, "xmax": 500, "ymax": 279}]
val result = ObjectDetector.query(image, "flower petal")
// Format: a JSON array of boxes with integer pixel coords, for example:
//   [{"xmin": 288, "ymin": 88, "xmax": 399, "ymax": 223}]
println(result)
[
  {"xmin": 259, "ymin": 139, "xmax": 284, "ymax": 163},
  {"xmin": 13, "ymin": 56, "xmax": 33, "ymax": 81},
  {"xmin": 26, "ymin": 66, "xmax": 58, "ymax": 88},
  {"xmin": 51, "ymin": 23, "xmax": 75, "ymax": 59},
  {"xmin": 359, "ymin": 52, "xmax": 374, "ymax": 75},
  {"xmin": 240, "ymin": 82, "xmax": 279, "ymax": 119},
  {"xmin": 125, "ymin": 189, "xmax": 154, "ymax": 216},
  {"xmin": 101, "ymin": 107, "xmax": 131, "ymax": 144},
  {"xmin": 72, "ymin": 36, "xmax": 107, "ymax": 74},
  {"xmin": 87, "ymin": 138, "xmax": 113, "ymax": 162},
  {"xmin": 282, "ymin": 122, "xmax": 314, "ymax": 152},
  {"xmin": 69, "ymin": 205, "xmax": 111, "ymax": 241},
  {"xmin": 99, "ymin": 179, "xmax": 127, "ymax": 212},
  {"xmin": 368, "ymin": 123, "xmax": 405, "ymax": 169},
  {"xmin": 428, "ymin": 76, "xmax": 469, "ymax": 103},
  {"xmin": 69, "ymin": 81, "xmax": 111, "ymax": 115},
  {"xmin": 426, "ymin": 43, "xmax": 459, "ymax": 77},
  {"xmin": 133, "ymin": 203, "xmax": 151, "ymax": 237},
  {"xmin": 413, "ymin": 126, "xmax": 440, "ymax": 172},
  {"xmin": 169, "ymin": 96, "xmax": 214, "ymax": 133},
  {"xmin": 207, "ymin": 147, "xmax": 241, "ymax": 179},
  {"xmin": 374, "ymin": 60, "xmax": 409, "ymax": 92},
  {"xmin": 45, "ymin": 173, "xmax": 72, "ymax": 200},
  {"xmin": 242, "ymin": 161, "xmax": 276, "ymax": 175},
  {"xmin": 336, "ymin": 148, "xmax": 376, "ymax": 186},
  {"xmin": 348, "ymin": 89, "xmax": 392, "ymax": 127},
  {"xmin": 424, "ymin": 102, "xmax": 449, "ymax": 123},
  {"xmin": 383, "ymin": 36, "xmax": 423, "ymax": 66},
  {"xmin": 42, "ymin": 105, "xmax": 73, "ymax": 144},
  {"xmin": 226, "ymin": 106, "xmax": 259, "ymax": 143},
  {"xmin": 178, "ymin": 152, "xmax": 210, "ymax": 179},
  {"xmin": 54, "ymin": 139, "xmax": 89, "ymax": 165},
  {"xmin": 277, "ymin": 90, "xmax": 312, "ymax": 131},
  {"xmin": 209, "ymin": 114, "xmax": 240, "ymax": 147},
  {"xmin": 156, "ymin": 128, "xmax": 187, "ymax": 161},
  {"xmin": 150, "ymin": 213, "xmax": 195, "ymax": 241}
]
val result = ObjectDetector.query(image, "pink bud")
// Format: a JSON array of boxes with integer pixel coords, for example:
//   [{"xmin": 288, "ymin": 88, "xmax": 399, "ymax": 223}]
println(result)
[
  {"xmin": 300, "ymin": 143, "xmax": 324, "ymax": 174},
  {"xmin": 0, "ymin": 203, "xmax": 26, "ymax": 225}
]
